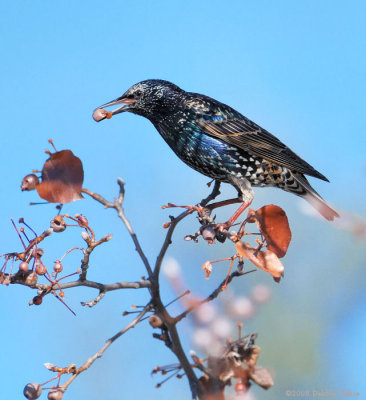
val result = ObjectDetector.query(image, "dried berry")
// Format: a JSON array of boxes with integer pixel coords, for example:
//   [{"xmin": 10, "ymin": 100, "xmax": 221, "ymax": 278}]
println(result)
[
  {"xmin": 201, "ymin": 226, "xmax": 216, "ymax": 244},
  {"xmin": 21, "ymin": 174, "xmax": 40, "ymax": 191},
  {"xmin": 19, "ymin": 261, "xmax": 29, "ymax": 272},
  {"xmin": 35, "ymin": 263, "xmax": 47, "ymax": 275},
  {"xmin": 33, "ymin": 296, "xmax": 43, "ymax": 305},
  {"xmin": 23, "ymin": 382, "xmax": 42, "ymax": 399},
  {"xmin": 50, "ymin": 215, "xmax": 67, "ymax": 233},
  {"xmin": 92, "ymin": 107, "xmax": 107, "ymax": 122},
  {"xmin": 235, "ymin": 381, "xmax": 247, "ymax": 393},
  {"xmin": 53, "ymin": 261, "xmax": 63, "ymax": 273},
  {"xmin": 48, "ymin": 389, "xmax": 64, "ymax": 400},
  {"xmin": 149, "ymin": 314, "xmax": 163, "ymax": 328}
]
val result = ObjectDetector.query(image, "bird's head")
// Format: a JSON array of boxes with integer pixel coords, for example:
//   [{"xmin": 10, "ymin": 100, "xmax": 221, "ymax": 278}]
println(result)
[{"xmin": 93, "ymin": 79, "xmax": 183, "ymax": 122}]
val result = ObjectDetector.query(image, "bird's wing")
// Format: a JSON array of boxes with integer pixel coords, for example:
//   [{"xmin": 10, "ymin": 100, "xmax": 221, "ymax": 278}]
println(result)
[{"xmin": 197, "ymin": 115, "xmax": 328, "ymax": 181}]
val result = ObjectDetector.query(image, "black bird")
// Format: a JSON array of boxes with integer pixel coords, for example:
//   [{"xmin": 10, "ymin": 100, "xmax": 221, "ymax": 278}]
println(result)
[{"xmin": 93, "ymin": 79, "xmax": 339, "ymax": 221}]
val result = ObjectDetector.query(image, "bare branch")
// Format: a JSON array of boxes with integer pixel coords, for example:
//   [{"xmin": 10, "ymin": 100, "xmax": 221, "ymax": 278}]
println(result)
[
  {"xmin": 153, "ymin": 181, "xmax": 222, "ymax": 280},
  {"xmin": 82, "ymin": 179, "xmax": 153, "ymax": 277},
  {"xmin": 12, "ymin": 276, "xmax": 151, "ymax": 292},
  {"xmin": 174, "ymin": 269, "xmax": 256, "ymax": 323},
  {"xmin": 59, "ymin": 303, "xmax": 153, "ymax": 394},
  {"xmin": 80, "ymin": 291, "xmax": 105, "ymax": 307}
]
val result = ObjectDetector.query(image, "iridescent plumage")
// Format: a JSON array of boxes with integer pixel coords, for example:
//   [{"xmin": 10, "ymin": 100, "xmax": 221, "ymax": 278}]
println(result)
[{"xmin": 94, "ymin": 80, "xmax": 339, "ymax": 221}]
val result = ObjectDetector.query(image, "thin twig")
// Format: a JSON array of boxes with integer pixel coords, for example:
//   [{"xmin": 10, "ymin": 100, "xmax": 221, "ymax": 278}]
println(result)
[
  {"xmin": 79, "ymin": 234, "xmax": 112, "ymax": 280},
  {"xmin": 80, "ymin": 290, "xmax": 106, "ymax": 307},
  {"xmin": 82, "ymin": 179, "xmax": 153, "ymax": 277},
  {"xmin": 174, "ymin": 269, "xmax": 256, "ymax": 323},
  {"xmin": 153, "ymin": 181, "xmax": 222, "ymax": 280},
  {"xmin": 60, "ymin": 303, "xmax": 153, "ymax": 393}
]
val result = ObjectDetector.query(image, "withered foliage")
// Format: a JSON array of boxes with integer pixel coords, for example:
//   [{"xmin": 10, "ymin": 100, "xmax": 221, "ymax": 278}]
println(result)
[
  {"xmin": 249, "ymin": 205, "xmax": 292, "ymax": 258},
  {"xmin": 21, "ymin": 145, "xmax": 84, "ymax": 204},
  {"xmin": 235, "ymin": 205, "xmax": 292, "ymax": 282},
  {"xmin": 198, "ymin": 333, "xmax": 273, "ymax": 399}
]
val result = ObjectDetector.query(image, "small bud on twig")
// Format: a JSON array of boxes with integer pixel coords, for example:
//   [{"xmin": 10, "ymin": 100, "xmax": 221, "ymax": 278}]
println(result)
[
  {"xmin": 44, "ymin": 362, "xmax": 55, "ymax": 370},
  {"xmin": 81, "ymin": 231, "xmax": 90, "ymax": 242},
  {"xmin": 201, "ymin": 261, "xmax": 213, "ymax": 279}
]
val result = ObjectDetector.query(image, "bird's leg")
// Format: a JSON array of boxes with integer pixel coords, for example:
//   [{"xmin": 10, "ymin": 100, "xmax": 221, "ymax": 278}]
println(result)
[
  {"xmin": 206, "ymin": 198, "xmax": 242, "ymax": 211},
  {"xmin": 225, "ymin": 200, "xmax": 252, "ymax": 227},
  {"xmin": 214, "ymin": 176, "xmax": 254, "ymax": 231},
  {"xmin": 211, "ymin": 200, "xmax": 252, "ymax": 233}
]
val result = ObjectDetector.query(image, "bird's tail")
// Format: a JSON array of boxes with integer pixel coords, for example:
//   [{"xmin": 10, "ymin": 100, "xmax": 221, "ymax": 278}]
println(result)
[{"xmin": 292, "ymin": 174, "xmax": 340, "ymax": 221}]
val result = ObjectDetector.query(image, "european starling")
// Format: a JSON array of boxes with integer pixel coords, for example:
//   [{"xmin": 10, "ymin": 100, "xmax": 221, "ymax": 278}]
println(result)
[{"xmin": 93, "ymin": 80, "xmax": 339, "ymax": 221}]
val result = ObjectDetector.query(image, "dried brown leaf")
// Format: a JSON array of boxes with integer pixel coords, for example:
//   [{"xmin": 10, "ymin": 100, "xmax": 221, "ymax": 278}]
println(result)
[
  {"xmin": 235, "ymin": 242, "xmax": 284, "ymax": 281},
  {"xmin": 251, "ymin": 205, "xmax": 292, "ymax": 258},
  {"xmin": 36, "ymin": 150, "xmax": 84, "ymax": 204},
  {"xmin": 249, "ymin": 366, "xmax": 274, "ymax": 389}
]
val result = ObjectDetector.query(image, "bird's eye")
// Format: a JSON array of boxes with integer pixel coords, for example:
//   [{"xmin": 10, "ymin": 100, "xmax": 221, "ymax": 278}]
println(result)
[{"xmin": 135, "ymin": 90, "xmax": 142, "ymax": 97}]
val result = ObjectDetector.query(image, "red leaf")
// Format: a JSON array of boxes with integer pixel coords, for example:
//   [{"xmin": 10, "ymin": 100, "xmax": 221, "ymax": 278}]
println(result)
[
  {"xmin": 36, "ymin": 150, "xmax": 84, "ymax": 204},
  {"xmin": 236, "ymin": 241, "xmax": 284, "ymax": 281},
  {"xmin": 251, "ymin": 205, "xmax": 292, "ymax": 258}
]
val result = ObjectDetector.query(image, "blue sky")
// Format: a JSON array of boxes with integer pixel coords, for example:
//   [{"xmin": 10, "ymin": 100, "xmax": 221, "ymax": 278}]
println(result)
[{"xmin": 1, "ymin": 1, "xmax": 365, "ymax": 399}]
